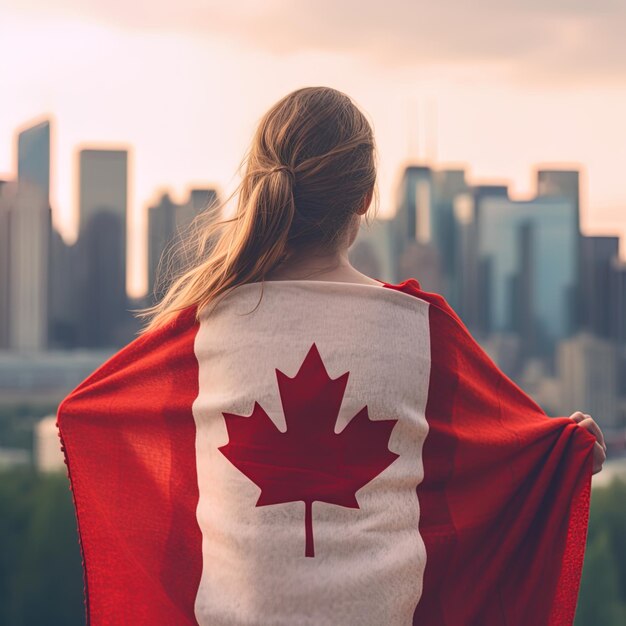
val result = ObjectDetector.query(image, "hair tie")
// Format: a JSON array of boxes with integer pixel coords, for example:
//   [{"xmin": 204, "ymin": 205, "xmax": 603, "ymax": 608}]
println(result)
[{"xmin": 269, "ymin": 164, "xmax": 296, "ymax": 184}]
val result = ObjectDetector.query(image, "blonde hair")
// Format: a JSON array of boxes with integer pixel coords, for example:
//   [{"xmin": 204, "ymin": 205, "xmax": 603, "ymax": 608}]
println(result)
[{"xmin": 133, "ymin": 86, "xmax": 379, "ymax": 335}]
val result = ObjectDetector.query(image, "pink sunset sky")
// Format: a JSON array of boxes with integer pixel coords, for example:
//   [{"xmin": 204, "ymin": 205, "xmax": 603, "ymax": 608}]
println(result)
[{"xmin": 2, "ymin": 1, "xmax": 626, "ymax": 297}]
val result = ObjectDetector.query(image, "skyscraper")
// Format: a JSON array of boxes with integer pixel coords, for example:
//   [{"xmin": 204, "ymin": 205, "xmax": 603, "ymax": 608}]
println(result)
[
  {"xmin": 609, "ymin": 256, "xmax": 626, "ymax": 347},
  {"xmin": 147, "ymin": 192, "xmax": 178, "ymax": 299},
  {"xmin": 609, "ymin": 258, "xmax": 626, "ymax": 402},
  {"xmin": 9, "ymin": 182, "xmax": 51, "ymax": 351},
  {"xmin": 452, "ymin": 185, "xmax": 509, "ymax": 333},
  {"xmin": 77, "ymin": 149, "xmax": 128, "ymax": 347},
  {"xmin": 17, "ymin": 120, "xmax": 50, "ymax": 200},
  {"xmin": 398, "ymin": 239, "xmax": 443, "ymax": 292},
  {"xmin": 349, "ymin": 218, "xmax": 396, "ymax": 283},
  {"xmin": 394, "ymin": 166, "xmax": 432, "ymax": 248},
  {"xmin": 0, "ymin": 181, "xmax": 13, "ymax": 349},
  {"xmin": 48, "ymin": 229, "xmax": 79, "ymax": 348},
  {"xmin": 147, "ymin": 187, "xmax": 220, "ymax": 302},
  {"xmin": 8, "ymin": 120, "xmax": 52, "ymax": 351},
  {"xmin": 175, "ymin": 188, "xmax": 219, "ymax": 239},
  {"xmin": 17, "ymin": 119, "xmax": 77, "ymax": 350},
  {"xmin": 79, "ymin": 149, "xmax": 128, "ymax": 239},
  {"xmin": 536, "ymin": 170, "xmax": 580, "ymax": 232},
  {"xmin": 580, "ymin": 235, "xmax": 620, "ymax": 338},
  {"xmin": 557, "ymin": 332, "xmax": 620, "ymax": 430},
  {"xmin": 394, "ymin": 165, "xmax": 469, "ymax": 300},
  {"xmin": 478, "ymin": 195, "xmax": 578, "ymax": 358},
  {"xmin": 537, "ymin": 169, "xmax": 582, "ymax": 331},
  {"xmin": 431, "ymin": 169, "xmax": 469, "ymax": 305}
]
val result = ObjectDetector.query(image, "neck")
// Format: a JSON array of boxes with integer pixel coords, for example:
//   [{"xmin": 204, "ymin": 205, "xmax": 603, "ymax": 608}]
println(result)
[{"xmin": 265, "ymin": 246, "xmax": 352, "ymax": 281}]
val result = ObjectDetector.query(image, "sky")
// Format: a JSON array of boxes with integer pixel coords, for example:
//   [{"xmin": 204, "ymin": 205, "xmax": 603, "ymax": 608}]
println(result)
[{"xmin": 1, "ymin": 0, "xmax": 626, "ymax": 297}]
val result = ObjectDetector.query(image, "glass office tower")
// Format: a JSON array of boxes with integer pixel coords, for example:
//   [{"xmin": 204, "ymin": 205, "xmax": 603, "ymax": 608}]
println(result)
[{"xmin": 478, "ymin": 195, "xmax": 577, "ymax": 356}]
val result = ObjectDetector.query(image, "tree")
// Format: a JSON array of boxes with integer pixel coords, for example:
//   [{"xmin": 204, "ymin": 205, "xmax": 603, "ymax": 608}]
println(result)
[
  {"xmin": 0, "ymin": 469, "xmax": 84, "ymax": 625},
  {"xmin": 575, "ymin": 477, "xmax": 626, "ymax": 626}
]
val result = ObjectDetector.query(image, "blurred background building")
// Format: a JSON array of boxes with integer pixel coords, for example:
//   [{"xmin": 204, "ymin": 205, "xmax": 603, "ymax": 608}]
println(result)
[
  {"xmin": 75, "ymin": 149, "xmax": 129, "ymax": 347},
  {"xmin": 0, "ymin": 117, "xmax": 624, "ymax": 468},
  {"xmin": 351, "ymin": 161, "xmax": 626, "ymax": 445},
  {"xmin": 34, "ymin": 414, "xmax": 66, "ymax": 473},
  {"xmin": 147, "ymin": 187, "xmax": 219, "ymax": 301}
]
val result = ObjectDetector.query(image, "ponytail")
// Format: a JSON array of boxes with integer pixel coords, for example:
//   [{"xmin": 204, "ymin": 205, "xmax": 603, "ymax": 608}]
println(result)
[
  {"xmin": 132, "ymin": 86, "xmax": 378, "ymax": 335},
  {"xmin": 133, "ymin": 162, "xmax": 298, "ymax": 333}
]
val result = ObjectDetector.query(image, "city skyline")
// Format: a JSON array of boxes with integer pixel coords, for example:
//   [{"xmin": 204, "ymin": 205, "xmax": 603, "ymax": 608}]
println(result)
[
  {"xmin": 2, "ymin": 114, "xmax": 625, "ymax": 436},
  {"xmin": 2, "ymin": 115, "xmax": 625, "ymax": 299},
  {"xmin": 2, "ymin": 2, "xmax": 626, "ymax": 296}
]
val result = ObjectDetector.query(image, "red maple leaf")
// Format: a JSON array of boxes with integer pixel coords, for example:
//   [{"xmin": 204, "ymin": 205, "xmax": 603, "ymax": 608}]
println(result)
[{"xmin": 218, "ymin": 342, "xmax": 399, "ymax": 557}]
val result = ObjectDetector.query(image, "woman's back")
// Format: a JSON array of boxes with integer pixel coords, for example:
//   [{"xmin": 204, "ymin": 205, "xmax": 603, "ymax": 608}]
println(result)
[
  {"xmin": 57, "ymin": 275, "xmax": 597, "ymax": 625},
  {"xmin": 193, "ymin": 279, "xmax": 430, "ymax": 624},
  {"xmin": 56, "ymin": 85, "xmax": 602, "ymax": 625}
]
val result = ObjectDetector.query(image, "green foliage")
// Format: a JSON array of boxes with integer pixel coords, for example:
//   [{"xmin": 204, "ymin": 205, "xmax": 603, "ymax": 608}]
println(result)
[
  {"xmin": 0, "ymin": 466, "xmax": 625, "ymax": 625},
  {"xmin": 0, "ymin": 468, "xmax": 84, "ymax": 626},
  {"xmin": 575, "ymin": 477, "xmax": 626, "ymax": 626},
  {"xmin": 0, "ymin": 402, "xmax": 59, "ymax": 450}
]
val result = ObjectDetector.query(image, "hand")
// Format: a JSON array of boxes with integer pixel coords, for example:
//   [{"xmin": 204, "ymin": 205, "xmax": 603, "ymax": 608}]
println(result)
[{"xmin": 569, "ymin": 412, "xmax": 607, "ymax": 475}]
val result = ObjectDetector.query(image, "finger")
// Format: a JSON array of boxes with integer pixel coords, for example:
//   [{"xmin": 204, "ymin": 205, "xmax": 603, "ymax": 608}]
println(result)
[
  {"xmin": 569, "ymin": 411, "xmax": 586, "ymax": 423},
  {"xmin": 593, "ymin": 443, "xmax": 605, "ymax": 473},
  {"xmin": 589, "ymin": 416, "xmax": 607, "ymax": 451},
  {"xmin": 584, "ymin": 414, "xmax": 607, "ymax": 451},
  {"xmin": 594, "ymin": 441, "xmax": 606, "ymax": 460},
  {"xmin": 579, "ymin": 417, "xmax": 606, "ymax": 450},
  {"xmin": 592, "ymin": 442, "xmax": 606, "ymax": 475},
  {"xmin": 579, "ymin": 417, "xmax": 605, "ymax": 448}
]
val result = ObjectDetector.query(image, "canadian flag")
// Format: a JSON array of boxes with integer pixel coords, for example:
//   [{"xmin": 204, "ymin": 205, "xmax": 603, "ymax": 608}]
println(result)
[{"xmin": 56, "ymin": 278, "xmax": 596, "ymax": 625}]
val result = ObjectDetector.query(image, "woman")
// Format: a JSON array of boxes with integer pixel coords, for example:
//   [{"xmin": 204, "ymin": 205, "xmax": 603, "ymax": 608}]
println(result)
[{"xmin": 57, "ymin": 86, "xmax": 606, "ymax": 626}]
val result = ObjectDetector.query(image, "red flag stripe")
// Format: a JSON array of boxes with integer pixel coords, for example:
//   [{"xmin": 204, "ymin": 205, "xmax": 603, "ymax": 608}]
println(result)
[
  {"xmin": 383, "ymin": 278, "xmax": 596, "ymax": 625},
  {"xmin": 57, "ymin": 306, "xmax": 203, "ymax": 625}
]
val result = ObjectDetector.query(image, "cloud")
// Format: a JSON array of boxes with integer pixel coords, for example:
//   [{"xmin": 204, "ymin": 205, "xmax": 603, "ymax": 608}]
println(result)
[{"xmin": 5, "ymin": 1, "xmax": 626, "ymax": 84}]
